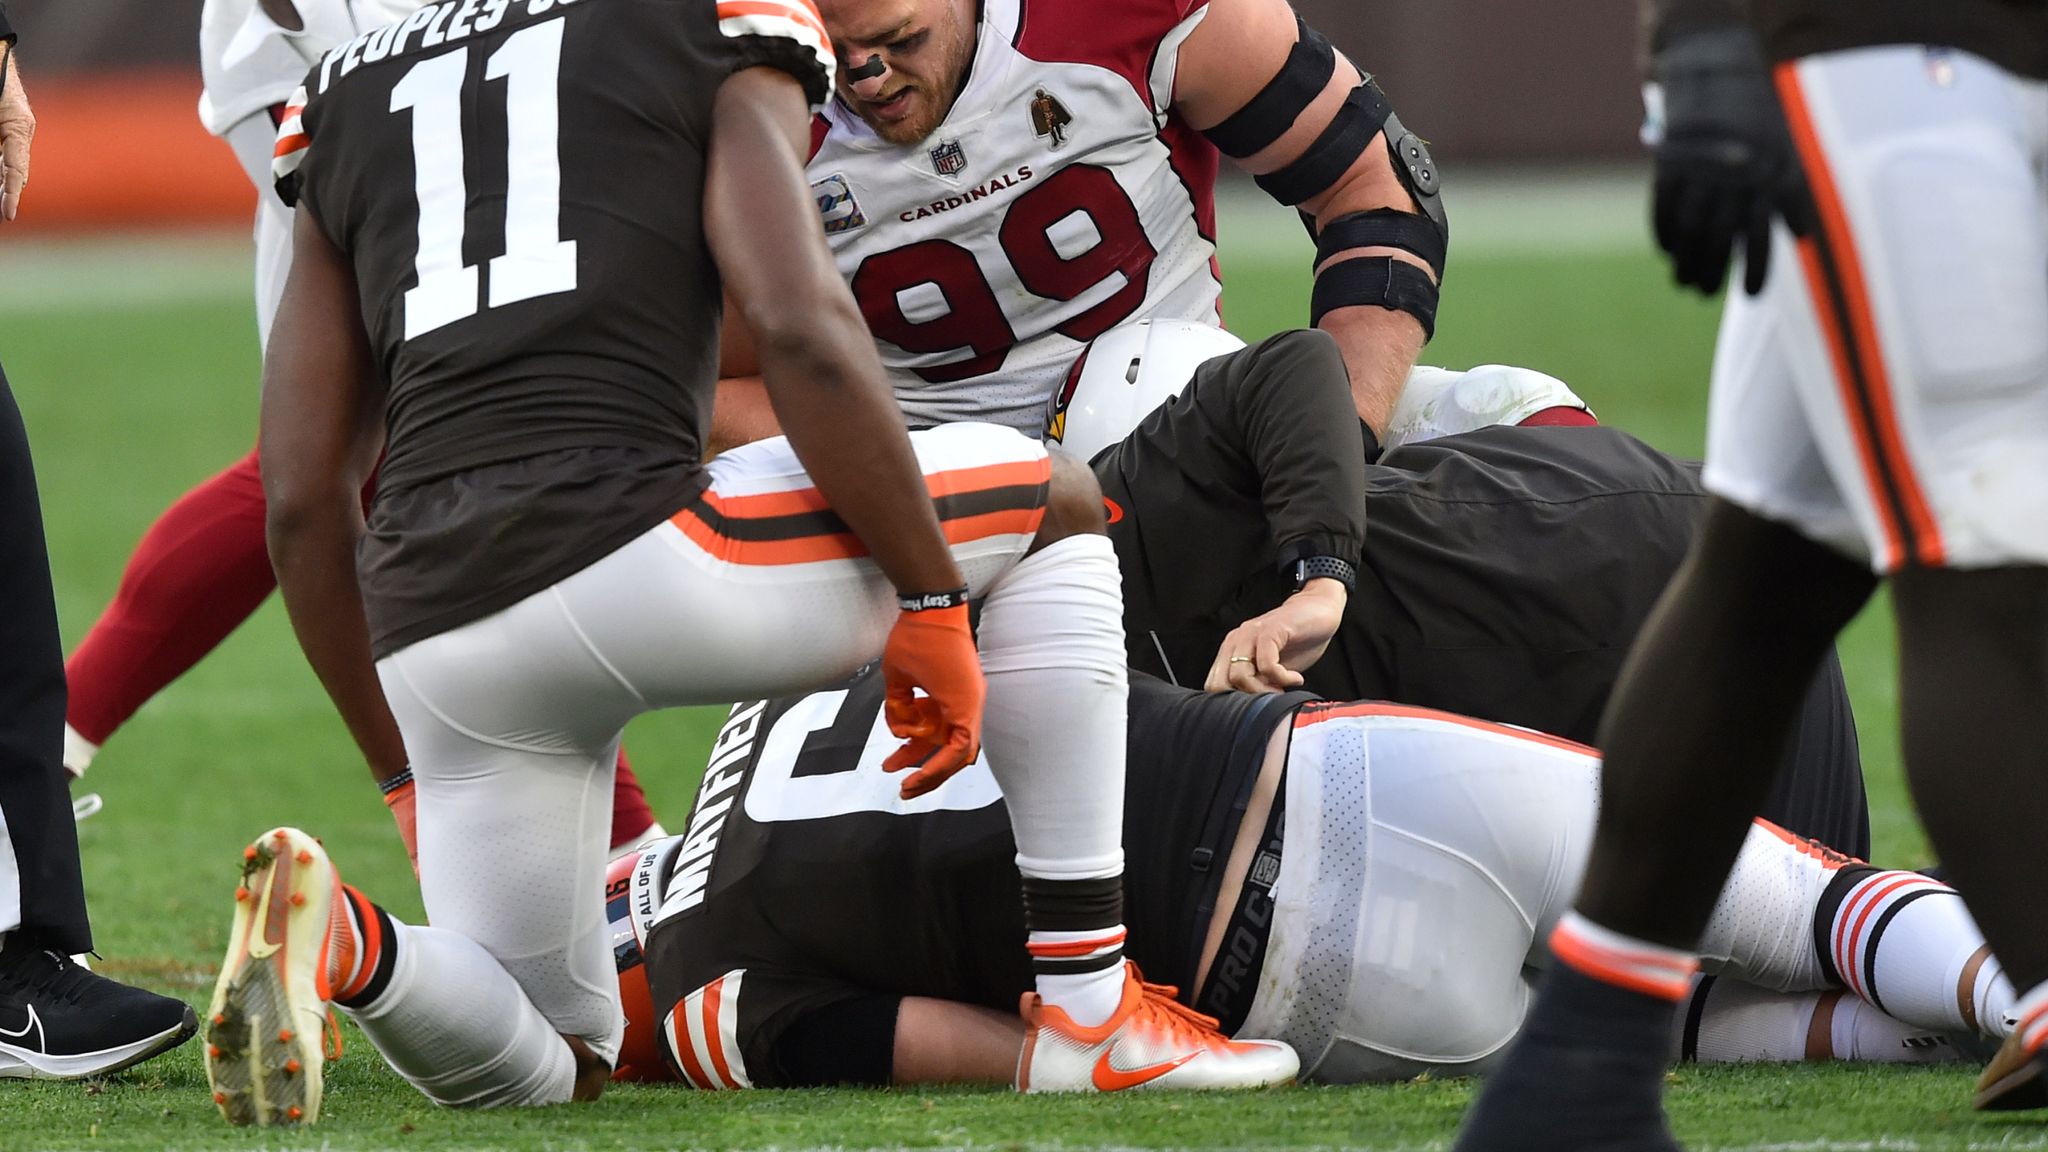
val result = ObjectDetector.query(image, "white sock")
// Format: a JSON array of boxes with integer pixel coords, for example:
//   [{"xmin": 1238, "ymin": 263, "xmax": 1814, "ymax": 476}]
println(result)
[
  {"xmin": 1680, "ymin": 977, "xmax": 1968, "ymax": 1065},
  {"xmin": 342, "ymin": 919, "xmax": 577, "ymax": 1108},
  {"xmin": 1818, "ymin": 867, "xmax": 2013, "ymax": 1038},
  {"xmin": 977, "ymin": 533, "xmax": 1128, "ymax": 1028},
  {"xmin": 62, "ymin": 725, "xmax": 97, "ymax": 779}
]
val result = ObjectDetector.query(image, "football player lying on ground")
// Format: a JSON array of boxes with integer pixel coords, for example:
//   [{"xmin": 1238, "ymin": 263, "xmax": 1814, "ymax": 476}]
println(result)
[
  {"xmin": 1045, "ymin": 320, "xmax": 1868, "ymax": 856},
  {"xmin": 208, "ymin": 0, "xmax": 1292, "ymax": 1128},
  {"xmin": 596, "ymin": 670, "xmax": 2009, "ymax": 1088}
]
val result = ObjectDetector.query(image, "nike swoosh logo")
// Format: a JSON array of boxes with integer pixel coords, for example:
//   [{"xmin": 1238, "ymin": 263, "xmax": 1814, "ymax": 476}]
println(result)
[
  {"xmin": 0, "ymin": 1003, "xmax": 42, "ymax": 1050},
  {"xmin": 1092, "ymin": 1047, "xmax": 1198, "ymax": 1091},
  {"xmin": 247, "ymin": 850, "xmax": 295, "ymax": 961}
]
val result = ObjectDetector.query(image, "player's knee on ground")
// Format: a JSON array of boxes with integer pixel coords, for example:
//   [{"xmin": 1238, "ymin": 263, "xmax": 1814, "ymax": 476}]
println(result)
[
  {"xmin": 1028, "ymin": 449, "xmax": 1108, "ymax": 555},
  {"xmin": 564, "ymin": 1034, "xmax": 610, "ymax": 1102}
]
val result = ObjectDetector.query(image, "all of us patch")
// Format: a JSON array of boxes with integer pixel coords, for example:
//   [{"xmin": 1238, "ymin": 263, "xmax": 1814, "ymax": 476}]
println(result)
[{"xmin": 813, "ymin": 174, "xmax": 866, "ymax": 235}]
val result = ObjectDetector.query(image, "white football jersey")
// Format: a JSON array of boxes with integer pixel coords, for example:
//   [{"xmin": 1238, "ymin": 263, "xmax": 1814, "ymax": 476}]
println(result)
[
  {"xmin": 199, "ymin": 0, "xmax": 425, "ymax": 136},
  {"xmin": 808, "ymin": 0, "xmax": 1223, "ymax": 434}
]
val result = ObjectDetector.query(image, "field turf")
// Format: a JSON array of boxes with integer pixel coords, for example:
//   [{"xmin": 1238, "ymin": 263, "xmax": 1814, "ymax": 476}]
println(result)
[{"xmin": 0, "ymin": 178, "xmax": 2022, "ymax": 1149}]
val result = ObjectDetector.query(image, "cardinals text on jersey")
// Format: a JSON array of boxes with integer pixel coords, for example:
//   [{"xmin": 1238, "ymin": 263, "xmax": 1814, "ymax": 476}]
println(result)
[{"xmin": 809, "ymin": 0, "xmax": 1221, "ymax": 434}]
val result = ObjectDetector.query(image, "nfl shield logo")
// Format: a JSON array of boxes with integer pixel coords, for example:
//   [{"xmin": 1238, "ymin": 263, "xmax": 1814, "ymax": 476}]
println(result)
[
  {"xmin": 811, "ymin": 173, "xmax": 866, "ymax": 235},
  {"xmin": 928, "ymin": 139, "xmax": 968, "ymax": 178}
]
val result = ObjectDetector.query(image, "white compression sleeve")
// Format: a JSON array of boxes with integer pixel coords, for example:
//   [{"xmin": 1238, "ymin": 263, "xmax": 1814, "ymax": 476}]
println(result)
[
  {"xmin": 343, "ymin": 921, "xmax": 578, "ymax": 1108},
  {"xmin": 974, "ymin": 533, "xmax": 1127, "ymax": 881}
]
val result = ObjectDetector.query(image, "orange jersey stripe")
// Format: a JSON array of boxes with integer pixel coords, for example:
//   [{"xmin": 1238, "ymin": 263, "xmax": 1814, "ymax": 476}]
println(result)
[
  {"xmin": 668, "ymin": 1009, "xmax": 715, "ymax": 1090},
  {"xmin": 272, "ymin": 131, "xmax": 310, "ymax": 159},
  {"xmin": 716, "ymin": 0, "xmax": 831, "ymax": 48},
  {"xmin": 1787, "ymin": 234, "xmax": 1900, "ymax": 567},
  {"xmin": 924, "ymin": 458, "xmax": 1052, "ymax": 502},
  {"xmin": 701, "ymin": 976, "xmax": 738, "ymax": 1090},
  {"xmin": 1026, "ymin": 931, "xmax": 1128, "ymax": 959},
  {"xmin": 1751, "ymin": 817, "xmax": 1862, "ymax": 868},
  {"xmin": 1775, "ymin": 64, "xmax": 1946, "ymax": 567},
  {"xmin": 1549, "ymin": 925, "xmax": 1695, "ymax": 1003},
  {"xmin": 1293, "ymin": 700, "xmax": 1596, "ymax": 758}
]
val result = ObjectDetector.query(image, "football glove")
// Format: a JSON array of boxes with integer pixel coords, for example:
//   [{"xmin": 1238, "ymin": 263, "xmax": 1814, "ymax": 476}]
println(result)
[
  {"xmin": 880, "ymin": 601, "xmax": 985, "ymax": 800},
  {"xmin": 1648, "ymin": 26, "xmax": 1814, "ymax": 296},
  {"xmin": 381, "ymin": 770, "xmax": 420, "ymax": 877}
]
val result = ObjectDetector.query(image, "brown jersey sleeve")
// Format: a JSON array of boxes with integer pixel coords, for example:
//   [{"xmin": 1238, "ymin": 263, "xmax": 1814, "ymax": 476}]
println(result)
[
  {"xmin": 704, "ymin": 0, "xmax": 836, "ymax": 108},
  {"xmin": 1640, "ymin": 0, "xmax": 1748, "ymax": 69}
]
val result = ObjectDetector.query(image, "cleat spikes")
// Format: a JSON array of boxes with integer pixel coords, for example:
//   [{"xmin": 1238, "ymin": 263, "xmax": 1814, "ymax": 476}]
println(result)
[{"xmin": 209, "ymin": 828, "xmax": 334, "ymax": 1128}]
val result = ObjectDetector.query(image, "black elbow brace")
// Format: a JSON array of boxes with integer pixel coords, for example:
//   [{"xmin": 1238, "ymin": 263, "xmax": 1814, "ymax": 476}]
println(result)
[
  {"xmin": 1317, "ymin": 208, "xmax": 1445, "ymax": 280},
  {"xmin": 1201, "ymin": 18, "xmax": 1334, "ymax": 160},
  {"xmin": 1200, "ymin": 20, "xmax": 1445, "ymax": 231},
  {"xmin": 1311, "ymin": 256, "xmax": 1439, "ymax": 339}
]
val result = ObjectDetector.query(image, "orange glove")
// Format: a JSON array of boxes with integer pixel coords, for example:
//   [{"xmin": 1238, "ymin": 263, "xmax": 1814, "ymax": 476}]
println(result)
[
  {"xmin": 381, "ymin": 770, "xmax": 420, "ymax": 877},
  {"xmin": 880, "ymin": 597, "xmax": 985, "ymax": 800}
]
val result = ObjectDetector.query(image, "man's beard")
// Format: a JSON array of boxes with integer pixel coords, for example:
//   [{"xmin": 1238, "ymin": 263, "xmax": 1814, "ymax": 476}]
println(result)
[{"xmin": 849, "ymin": 14, "xmax": 974, "ymax": 144}]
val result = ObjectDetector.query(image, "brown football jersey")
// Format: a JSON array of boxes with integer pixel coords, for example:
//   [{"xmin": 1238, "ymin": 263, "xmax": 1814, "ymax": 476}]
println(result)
[{"xmin": 272, "ymin": 0, "xmax": 834, "ymax": 654}]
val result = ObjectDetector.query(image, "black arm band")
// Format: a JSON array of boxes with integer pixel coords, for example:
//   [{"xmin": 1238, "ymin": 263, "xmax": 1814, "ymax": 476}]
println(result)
[
  {"xmin": 0, "ymin": 2, "xmax": 15, "ymax": 46},
  {"xmin": 899, "ymin": 587, "xmax": 969, "ymax": 612},
  {"xmin": 1317, "ymin": 208, "xmax": 1447, "ymax": 280},
  {"xmin": 1200, "ymin": 17, "xmax": 1334, "ymax": 158},
  {"xmin": 1291, "ymin": 555, "xmax": 1358, "ymax": 591},
  {"xmin": 1311, "ymin": 256, "xmax": 1439, "ymax": 339},
  {"xmin": 1253, "ymin": 81, "xmax": 1391, "ymax": 207},
  {"xmin": 379, "ymin": 767, "xmax": 414, "ymax": 796},
  {"xmin": 771, "ymin": 994, "xmax": 902, "ymax": 1088}
]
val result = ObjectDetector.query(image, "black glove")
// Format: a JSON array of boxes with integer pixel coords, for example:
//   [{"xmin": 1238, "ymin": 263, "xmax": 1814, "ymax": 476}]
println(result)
[{"xmin": 1650, "ymin": 27, "xmax": 1813, "ymax": 297}]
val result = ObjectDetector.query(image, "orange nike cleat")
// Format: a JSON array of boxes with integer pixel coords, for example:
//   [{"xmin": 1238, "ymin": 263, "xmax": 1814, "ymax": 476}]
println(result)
[
  {"xmin": 204, "ymin": 828, "xmax": 348, "ymax": 1127},
  {"xmin": 1014, "ymin": 962, "xmax": 1297, "ymax": 1092}
]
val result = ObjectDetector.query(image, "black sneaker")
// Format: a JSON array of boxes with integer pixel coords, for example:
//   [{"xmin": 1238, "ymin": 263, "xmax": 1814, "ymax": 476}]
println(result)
[{"xmin": 0, "ymin": 934, "xmax": 198, "ymax": 1079}]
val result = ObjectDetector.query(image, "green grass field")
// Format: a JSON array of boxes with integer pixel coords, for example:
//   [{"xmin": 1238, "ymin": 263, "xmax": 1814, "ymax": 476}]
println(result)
[{"xmin": 0, "ymin": 185, "xmax": 2019, "ymax": 1150}]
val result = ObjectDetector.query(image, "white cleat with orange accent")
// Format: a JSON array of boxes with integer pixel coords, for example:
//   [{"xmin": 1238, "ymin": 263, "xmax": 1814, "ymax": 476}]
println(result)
[
  {"xmin": 1015, "ymin": 962, "xmax": 1298, "ymax": 1092},
  {"xmin": 204, "ymin": 827, "xmax": 343, "ymax": 1127}
]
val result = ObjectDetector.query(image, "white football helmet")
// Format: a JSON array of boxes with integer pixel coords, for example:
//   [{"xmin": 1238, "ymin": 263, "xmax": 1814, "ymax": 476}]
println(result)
[
  {"xmin": 1385, "ymin": 364, "xmax": 1592, "ymax": 452},
  {"xmin": 1045, "ymin": 320, "xmax": 1248, "ymax": 463}
]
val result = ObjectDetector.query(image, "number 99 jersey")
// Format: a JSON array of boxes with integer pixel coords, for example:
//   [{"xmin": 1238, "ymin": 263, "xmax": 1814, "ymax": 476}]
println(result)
[{"xmin": 809, "ymin": 0, "xmax": 1222, "ymax": 434}]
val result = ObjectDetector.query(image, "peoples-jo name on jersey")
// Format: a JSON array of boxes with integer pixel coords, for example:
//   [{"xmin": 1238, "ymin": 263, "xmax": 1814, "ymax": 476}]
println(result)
[{"xmin": 314, "ymin": 0, "xmax": 579, "ymax": 94}]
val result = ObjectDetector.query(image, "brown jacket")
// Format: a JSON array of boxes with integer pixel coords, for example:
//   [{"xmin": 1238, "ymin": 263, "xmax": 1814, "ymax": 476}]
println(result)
[{"xmin": 1645, "ymin": 0, "xmax": 2048, "ymax": 80}]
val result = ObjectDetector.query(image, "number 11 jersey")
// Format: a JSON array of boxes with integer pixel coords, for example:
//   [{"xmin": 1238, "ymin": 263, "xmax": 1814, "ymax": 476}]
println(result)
[
  {"xmin": 809, "ymin": 0, "xmax": 1223, "ymax": 434},
  {"xmin": 271, "ymin": 0, "xmax": 833, "ymax": 656}
]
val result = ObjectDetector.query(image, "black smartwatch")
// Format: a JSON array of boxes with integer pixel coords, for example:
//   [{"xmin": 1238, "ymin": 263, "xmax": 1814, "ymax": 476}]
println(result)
[{"xmin": 1292, "ymin": 555, "xmax": 1357, "ymax": 592}]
